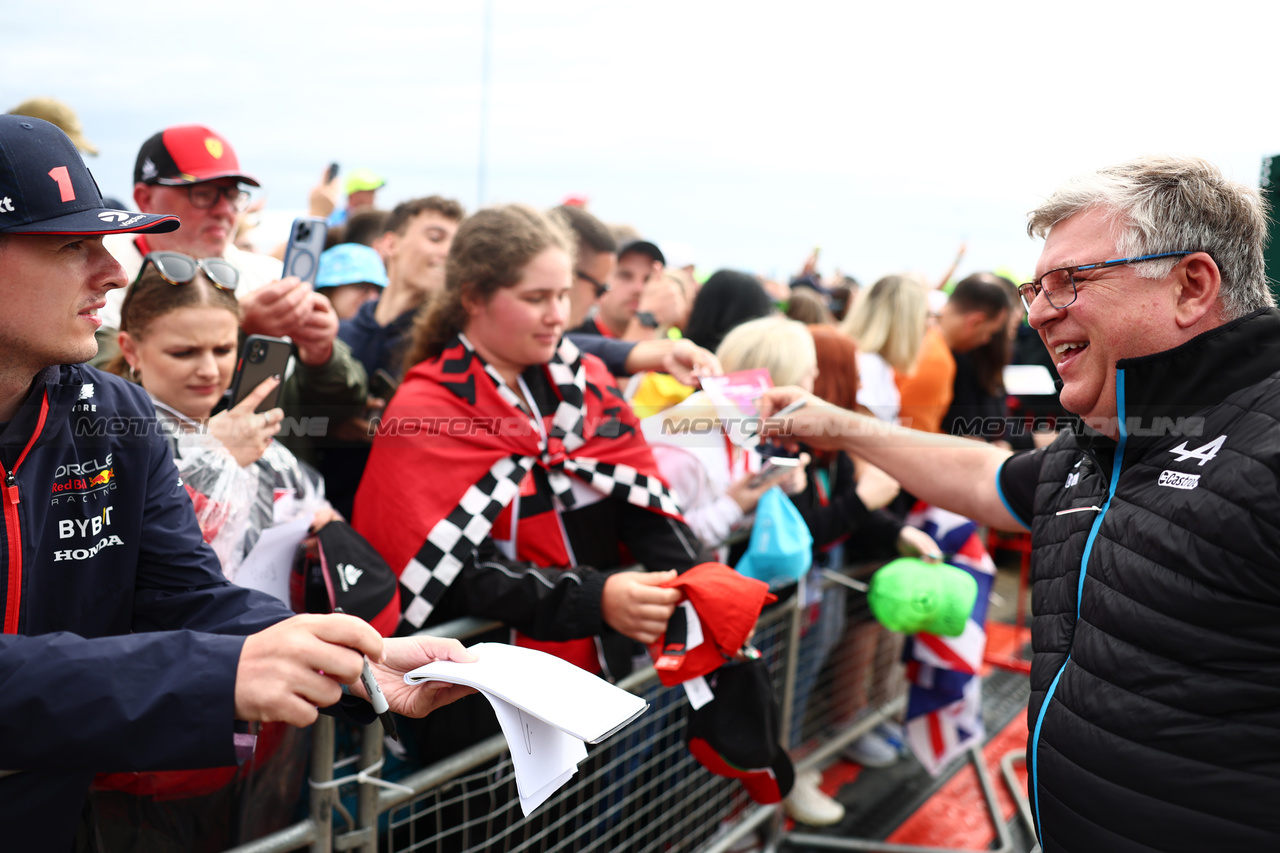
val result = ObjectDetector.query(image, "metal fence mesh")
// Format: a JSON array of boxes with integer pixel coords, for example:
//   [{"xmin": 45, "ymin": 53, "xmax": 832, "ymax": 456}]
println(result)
[
  {"xmin": 380, "ymin": 568, "xmax": 903, "ymax": 853},
  {"xmin": 217, "ymin": 566, "xmax": 906, "ymax": 853}
]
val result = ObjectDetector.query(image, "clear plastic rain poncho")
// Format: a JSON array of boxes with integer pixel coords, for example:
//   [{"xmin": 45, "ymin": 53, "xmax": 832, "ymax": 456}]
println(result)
[{"xmin": 153, "ymin": 401, "xmax": 327, "ymax": 582}]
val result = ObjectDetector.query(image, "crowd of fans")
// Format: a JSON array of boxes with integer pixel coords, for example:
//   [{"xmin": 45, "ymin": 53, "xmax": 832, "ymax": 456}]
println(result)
[{"xmin": 12, "ymin": 98, "xmax": 1065, "ymax": 849}]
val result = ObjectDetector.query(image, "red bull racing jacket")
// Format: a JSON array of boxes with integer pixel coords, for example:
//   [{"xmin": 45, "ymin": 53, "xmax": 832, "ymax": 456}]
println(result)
[{"xmin": 0, "ymin": 364, "xmax": 296, "ymax": 850}]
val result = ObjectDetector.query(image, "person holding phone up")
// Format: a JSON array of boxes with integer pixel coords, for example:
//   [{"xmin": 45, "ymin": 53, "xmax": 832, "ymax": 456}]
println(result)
[{"xmin": 94, "ymin": 123, "xmax": 369, "ymax": 458}]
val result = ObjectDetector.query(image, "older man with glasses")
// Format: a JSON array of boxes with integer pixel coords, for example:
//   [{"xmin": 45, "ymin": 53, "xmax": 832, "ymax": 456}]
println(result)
[
  {"xmin": 97, "ymin": 124, "xmax": 368, "ymax": 457},
  {"xmin": 103, "ymin": 125, "xmax": 281, "ymax": 311},
  {"xmin": 759, "ymin": 156, "xmax": 1280, "ymax": 852}
]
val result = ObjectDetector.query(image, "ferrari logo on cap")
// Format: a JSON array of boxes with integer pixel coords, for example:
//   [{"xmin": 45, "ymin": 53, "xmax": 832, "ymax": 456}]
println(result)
[{"xmin": 205, "ymin": 138, "xmax": 224, "ymax": 159}]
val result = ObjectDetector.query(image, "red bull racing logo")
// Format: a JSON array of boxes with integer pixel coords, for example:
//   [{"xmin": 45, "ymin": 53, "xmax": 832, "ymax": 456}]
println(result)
[{"xmin": 50, "ymin": 454, "xmax": 119, "ymax": 504}]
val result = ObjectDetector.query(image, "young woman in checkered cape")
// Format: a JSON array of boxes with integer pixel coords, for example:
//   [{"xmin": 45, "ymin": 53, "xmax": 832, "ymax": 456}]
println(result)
[{"xmin": 353, "ymin": 205, "xmax": 707, "ymax": 677}]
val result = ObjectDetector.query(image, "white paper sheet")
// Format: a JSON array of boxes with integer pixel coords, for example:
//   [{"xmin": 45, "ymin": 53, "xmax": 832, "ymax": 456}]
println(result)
[
  {"xmin": 487, "ymin": 692, "xmax": 586, "ymax": 815},
  {"xmin": 405, "ymin": 643, "xmax": 649, "ymax": 817},
  {"xmin": 231, "ymin": 517, "xmax": 310, "ymax": 604},
  {"xmin": 405, "ymin": 643, "xmax": 648, "ymax": 743}
]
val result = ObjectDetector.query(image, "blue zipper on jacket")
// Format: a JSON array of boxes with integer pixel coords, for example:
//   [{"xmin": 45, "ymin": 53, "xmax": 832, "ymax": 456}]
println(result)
[{"xmin": 1029, "ymin": 369, "xmax": 1129, "ymax": 845}]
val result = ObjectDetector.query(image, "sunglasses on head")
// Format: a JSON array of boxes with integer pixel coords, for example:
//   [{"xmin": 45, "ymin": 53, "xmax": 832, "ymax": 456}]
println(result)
[{"xmin": 136, "ymin": 251, "xmax": 240, "ymax": 293}]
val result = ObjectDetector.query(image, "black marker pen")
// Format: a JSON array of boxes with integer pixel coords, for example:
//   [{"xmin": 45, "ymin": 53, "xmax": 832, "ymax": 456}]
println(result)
[{"xmin": 334, "ymin": 608, "xmax": 399, "ymax": 743}]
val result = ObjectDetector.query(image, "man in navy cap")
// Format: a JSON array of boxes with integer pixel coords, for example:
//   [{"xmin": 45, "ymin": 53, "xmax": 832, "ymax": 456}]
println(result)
[
  {"xmin": 576, "ymin": 237, "xmax": 668, "ymax": 340},
  {"xmin": 0, "ymin": 115, "xmax": 473, "ymax": 851}
]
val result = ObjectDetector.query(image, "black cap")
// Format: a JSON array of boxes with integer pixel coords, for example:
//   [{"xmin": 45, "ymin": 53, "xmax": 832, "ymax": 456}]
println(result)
[
  {"xmin": 618, "ymin": 238, "xmax": 666, "ymax": 266},
  {"xmin": 685, "ymin": 659, "xmax": 795, "ymax": 803},
  {"xmin": 0, "ymin": 116, "xmax": 179, "ymax": 235}
]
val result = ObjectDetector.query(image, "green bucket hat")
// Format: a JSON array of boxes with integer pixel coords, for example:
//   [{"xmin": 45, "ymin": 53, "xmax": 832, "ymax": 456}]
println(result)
[{"xmin": 867, "ymin": 557, "xmax": 978, "ymax": 638}]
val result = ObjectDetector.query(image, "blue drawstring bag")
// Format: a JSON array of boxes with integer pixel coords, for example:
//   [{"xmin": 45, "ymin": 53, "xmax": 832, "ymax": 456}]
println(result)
[{"xmin": 735, "ymin": 487, "xmax": 813, "ymax": 589}]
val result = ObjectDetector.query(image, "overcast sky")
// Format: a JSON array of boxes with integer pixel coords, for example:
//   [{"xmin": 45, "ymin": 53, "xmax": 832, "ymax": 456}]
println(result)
[{"xmin": 5, "ymin": 0, "xmax": 1280, "ymax": 284}]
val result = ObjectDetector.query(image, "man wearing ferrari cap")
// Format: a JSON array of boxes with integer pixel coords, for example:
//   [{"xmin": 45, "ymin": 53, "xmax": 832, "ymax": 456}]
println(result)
[
  {"xmin": 97, "ymin": 124, "xmax": 369, "ymax": 457},
  {"xmin": 0, "ymin": 115, "xmax": 474, "ymax": 852}
]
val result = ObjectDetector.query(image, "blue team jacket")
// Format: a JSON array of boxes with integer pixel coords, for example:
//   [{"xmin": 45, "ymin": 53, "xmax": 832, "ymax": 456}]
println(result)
[{"xmin": 0, "ymin": 364, "xmax": 294, "ymax": 850}]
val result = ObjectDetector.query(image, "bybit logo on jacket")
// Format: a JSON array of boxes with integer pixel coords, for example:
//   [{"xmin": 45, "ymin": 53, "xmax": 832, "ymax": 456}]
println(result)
[
  {"xmin": 53, "ymin": 507, "xmax": 124, "ymax": 561},
  {"xmin": 337, "ymin": 563, "xmax": 363, "ymax": 592}
]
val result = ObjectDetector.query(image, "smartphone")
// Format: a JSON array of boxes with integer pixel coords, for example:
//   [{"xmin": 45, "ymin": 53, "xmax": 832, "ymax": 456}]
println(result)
[
  {"xmin": 281, "ymin": 216, "xmax": 328, "ymax": 287},
  {"xmin": 228, "ymin": 335, "xmax": 295, "ymax": 413},
  {"xmin": 325, "ymin": 162, "xmax": 339, "ymax": 183},
  {"xmin": 748, "ymin": 456, "xmax": 802, "ymax": 489},
  {"xmin": 369, "ymin": 368, "xmax": 399, "ymax": 402}
]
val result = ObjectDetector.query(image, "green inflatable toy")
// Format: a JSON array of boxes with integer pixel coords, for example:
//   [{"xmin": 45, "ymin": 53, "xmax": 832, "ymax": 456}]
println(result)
[{"xmin": 867, "ymin": 557, "xmax": 978, "ymax": 638}]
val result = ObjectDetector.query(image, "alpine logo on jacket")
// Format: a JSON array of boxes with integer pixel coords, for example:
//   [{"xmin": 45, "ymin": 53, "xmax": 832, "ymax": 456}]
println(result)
[
  {"xmin": 1159, "ymin": 434, "xmax": 1227, "ymax": 491},
  {"xmin": 1168, "ymin": 434, "xmax": 1226, "ymax": 466}
]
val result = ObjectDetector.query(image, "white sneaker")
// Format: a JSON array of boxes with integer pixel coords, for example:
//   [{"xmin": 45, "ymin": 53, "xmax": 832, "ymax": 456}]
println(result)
[
  {"xmin": 875, "ymin": 721, "xmax": 908, "ymax": 756},
  {"xmin": 843, "ymin": 731, "xmax": 900, "ymax": 768},
  {"xmin": 784, "ymin": 769, "xmax": 845, "ymax": 827}
]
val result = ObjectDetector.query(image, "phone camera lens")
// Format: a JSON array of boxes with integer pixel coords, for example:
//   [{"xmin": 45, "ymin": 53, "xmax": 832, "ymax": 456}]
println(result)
[{"xmin": 249, "ymin": 343, "xmax": 266, "ymax": 363}]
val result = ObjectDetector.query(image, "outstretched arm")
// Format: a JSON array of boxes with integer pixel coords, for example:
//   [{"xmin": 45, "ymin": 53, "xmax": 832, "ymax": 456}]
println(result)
[{"xmin": 759, "ymin": 387, "xmax": 1022, "ymax": 531}]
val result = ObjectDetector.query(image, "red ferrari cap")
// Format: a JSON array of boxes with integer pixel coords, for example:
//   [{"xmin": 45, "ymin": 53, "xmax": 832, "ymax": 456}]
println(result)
[
  {"xmin": 647, "ymin": 562, "xmax": 776, "ymax": 687},
  {"xmin": 134, "ymin": 125, "xmax": 260, "ymax": 187}
]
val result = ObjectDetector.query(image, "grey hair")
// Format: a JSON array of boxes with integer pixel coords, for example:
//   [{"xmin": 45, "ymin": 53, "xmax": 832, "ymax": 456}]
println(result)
[{"xmin": 1027, "ymin": 156, "xmax": 1273, "ymax": 320}]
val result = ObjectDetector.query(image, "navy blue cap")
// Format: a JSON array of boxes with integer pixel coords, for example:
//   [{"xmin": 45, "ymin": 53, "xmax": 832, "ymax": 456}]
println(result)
[
  {"xmin": 618, "ymin": 238, "xmax": 665, "ymax": 266},
  {"xmin": 0, "ymin": 115, "xmax": 179, "ymax": 235}
]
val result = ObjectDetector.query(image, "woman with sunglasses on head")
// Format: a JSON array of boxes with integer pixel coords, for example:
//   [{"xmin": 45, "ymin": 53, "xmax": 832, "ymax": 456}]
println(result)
[
  {"xmin": 108, "ymin": 253, "xmax": 335, "ymax": 567},
  {"xmin": 93, "ymin": 252, "xmax": 342, "ymax": 846}
]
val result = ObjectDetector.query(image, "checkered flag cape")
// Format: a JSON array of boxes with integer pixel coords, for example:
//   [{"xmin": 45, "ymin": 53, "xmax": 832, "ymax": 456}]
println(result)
[{"xmin": 392, "ymin": 334, "xmax": 683, "ymax": 629}]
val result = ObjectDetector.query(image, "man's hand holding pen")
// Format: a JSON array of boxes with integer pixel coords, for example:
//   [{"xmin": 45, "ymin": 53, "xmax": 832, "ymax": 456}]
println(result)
[{"xmin": 234, "ymin": 613, "xmax": 476, "ymax": 729}]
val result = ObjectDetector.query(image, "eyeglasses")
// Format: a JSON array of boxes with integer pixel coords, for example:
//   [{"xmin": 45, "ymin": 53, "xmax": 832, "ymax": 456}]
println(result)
[
  {"xmin": 136, "ymin": 251, "xmax": 240, "ymax": 292},
  {"xmin": 575, "ymin": 268, "xmax": 611, "ymax": 298},
  {"xmin": 186, "ymin": 183, "xmax": 250, "ymax": 211},
  {"xmin": 1018, "ymin": 251, "xmax": 1193, "ymax": 312}
]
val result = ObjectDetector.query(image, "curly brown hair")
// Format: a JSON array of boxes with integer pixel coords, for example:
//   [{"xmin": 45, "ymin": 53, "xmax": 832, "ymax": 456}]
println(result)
[{"xmin": 402, "ymin": 204, "xmax": 574, "ymax": 371}]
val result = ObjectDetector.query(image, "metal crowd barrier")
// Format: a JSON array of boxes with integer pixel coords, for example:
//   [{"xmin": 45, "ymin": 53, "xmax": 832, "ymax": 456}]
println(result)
[{"xmin": 220, "ymin": 564, "xmax": 906, "ymax": 853}]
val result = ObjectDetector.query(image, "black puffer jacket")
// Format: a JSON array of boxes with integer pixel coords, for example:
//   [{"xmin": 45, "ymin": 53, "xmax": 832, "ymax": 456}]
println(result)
[{"xmin": 998, "ymin": 308, "xmax": 1280, "ymax": 852}]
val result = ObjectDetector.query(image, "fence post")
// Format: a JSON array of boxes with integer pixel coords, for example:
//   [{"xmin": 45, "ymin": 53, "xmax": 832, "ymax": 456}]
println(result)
[
  {"xmin": 355, "ymin": 724, "xmax": 384, "ymax": 853},
  {"xmin": 310, "ymin": 714, "xmax": 335, "ymax": 853},
  {"xmin": 780, "ymin": 592, "xmax": 803, "ymax": 749}
]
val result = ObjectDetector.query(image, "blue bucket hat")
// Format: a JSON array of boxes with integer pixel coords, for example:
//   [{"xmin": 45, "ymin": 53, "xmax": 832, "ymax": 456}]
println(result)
[{"xmin": 315, "ymin": 243, "xmax": 388, "ymax": 289}]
